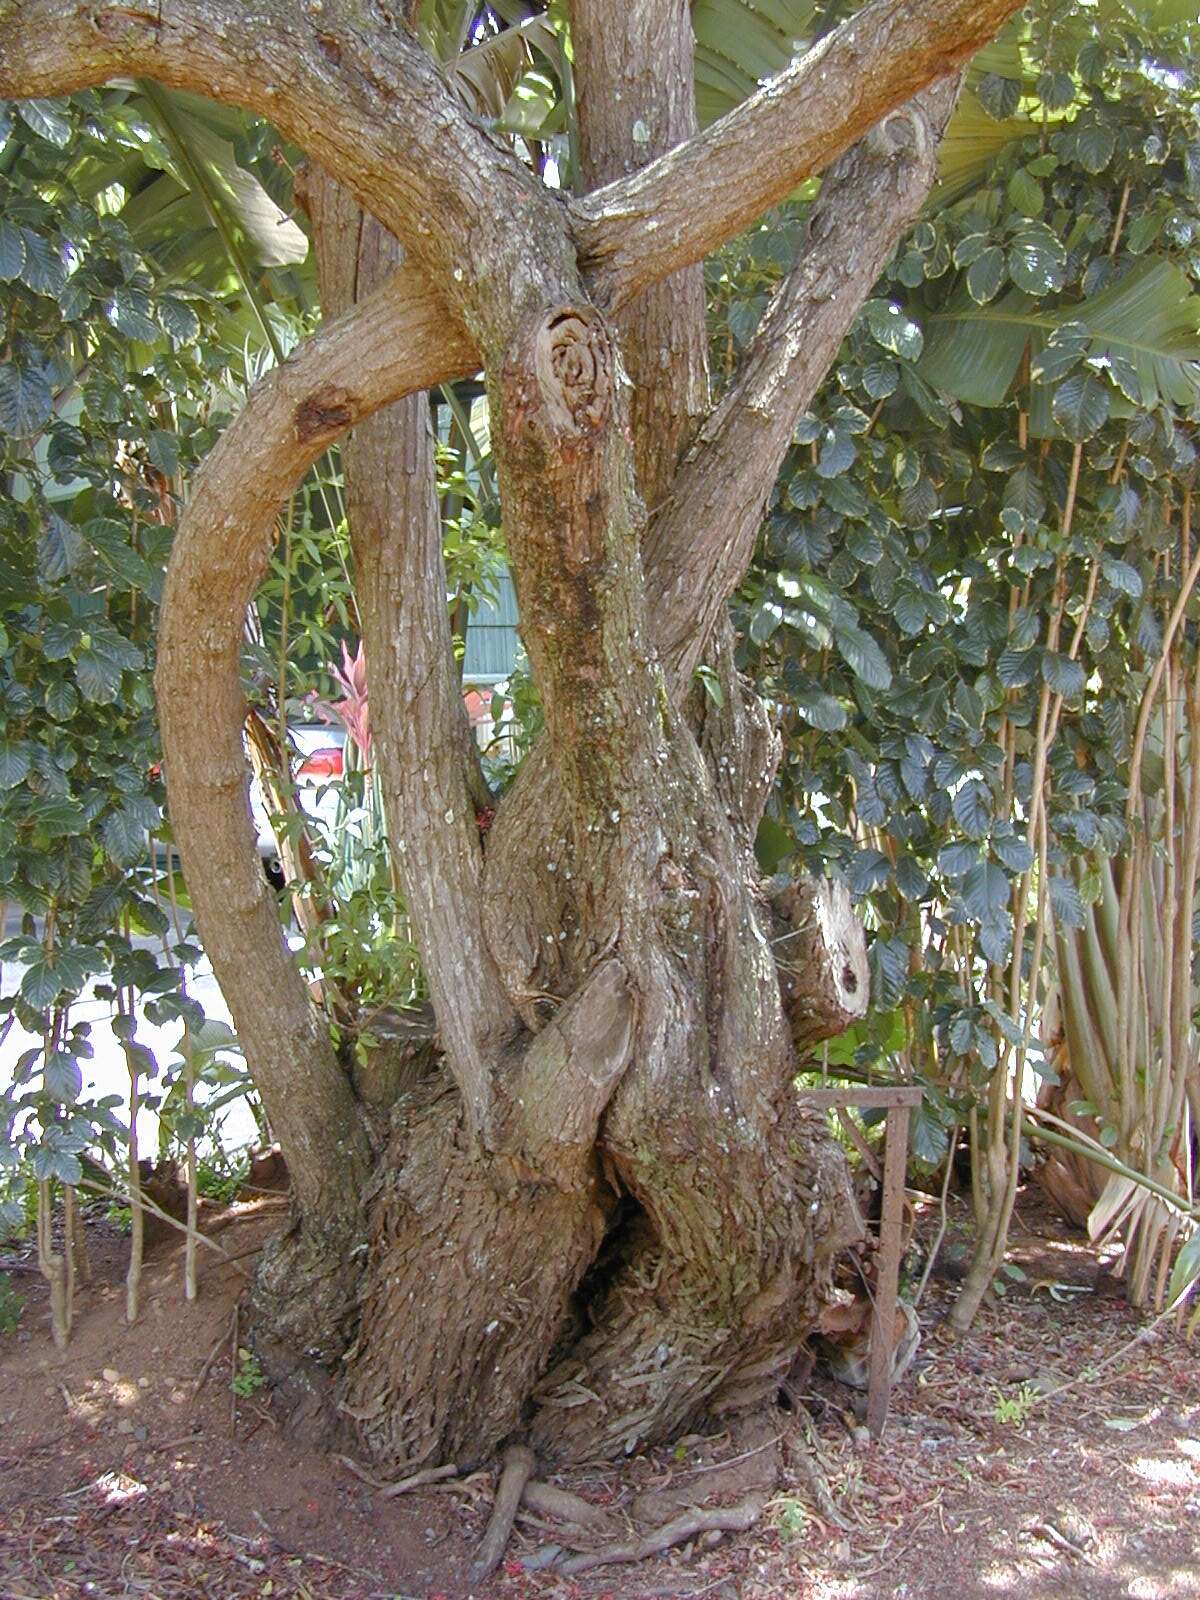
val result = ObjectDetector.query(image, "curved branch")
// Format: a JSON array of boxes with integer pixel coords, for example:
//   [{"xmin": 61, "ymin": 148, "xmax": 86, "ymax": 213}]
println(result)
[
  {"xmin": 306, "ymin": 171, "xmax": 520, "ymax": 1135},
  {"xmin": 0, "ymin": 0, "xmax": 565, "ymax": 355},
  {"xmin": 645, "ymin": 80, "xmax": 961, "ymax": 693},
  {"xmin": 155, "ymin": 269, "xmax": 474, "ymax": 1212},
  {"xmin": 571, "ymin": 0, "xmax": 1020, "ymax": 309}
]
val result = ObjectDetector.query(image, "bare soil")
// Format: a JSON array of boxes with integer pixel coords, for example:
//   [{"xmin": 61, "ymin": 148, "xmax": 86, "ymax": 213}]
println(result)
[{"xmin": 1, "ymin": 1190, "xmax": 1197, "ymax": 1600}]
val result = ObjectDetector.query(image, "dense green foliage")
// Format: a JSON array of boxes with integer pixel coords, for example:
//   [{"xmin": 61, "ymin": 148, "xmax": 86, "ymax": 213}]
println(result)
[{"xmin": 730, "ymin": 6, "xmax": 1200, "ymax": 1191}]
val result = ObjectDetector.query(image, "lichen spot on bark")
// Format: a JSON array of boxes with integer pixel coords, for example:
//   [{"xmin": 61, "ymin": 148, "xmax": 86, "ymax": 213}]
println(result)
[
  {"xmin": 294, "ymin": 386, "xmax": 356, "ymax": 445},
  {"xmin": 534, "ymin": 308, "xmax": 612, "ymax": 437}
]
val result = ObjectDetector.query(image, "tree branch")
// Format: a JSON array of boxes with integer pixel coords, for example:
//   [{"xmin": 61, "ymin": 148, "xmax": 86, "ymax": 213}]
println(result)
[
  {"xmin": 155, "ymin": 268, "xmax": 473, "ymax": 1209},
  {"xmin": 645, "ymin": 79, "xmax": 961, "ymax": 693},
  {"xmin": 570, "ymin": 0, "xmax": 1021, "ymax": 309},
  {"xmin": 306, "ymin": 171, "xmax": 520, "ymax": 1136},
  {"xmin": 0, "ymin": 0, "xmax": 567, "ymax": 356},
  {"xmin": 569, "ymin": 0, "xmax": 708, "ymax": 506}
]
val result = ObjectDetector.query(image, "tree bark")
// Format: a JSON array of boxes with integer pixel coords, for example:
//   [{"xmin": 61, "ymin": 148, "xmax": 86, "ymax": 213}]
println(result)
[{"xmin": 2, "ymin": 0, "xmax": 1020, "ymax": 1472}]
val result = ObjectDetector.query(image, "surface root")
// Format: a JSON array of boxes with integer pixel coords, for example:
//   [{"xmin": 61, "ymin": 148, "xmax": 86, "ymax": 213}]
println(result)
[{"xmin": 471, "ymin": 1443, "xmax": 537, "ymax": 1580}]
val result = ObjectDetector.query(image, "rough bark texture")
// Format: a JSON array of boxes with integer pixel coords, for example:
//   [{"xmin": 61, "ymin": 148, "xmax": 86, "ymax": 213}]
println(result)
[{"xmin": 2, "ymin": 0, "xmax": 1020, "ymax": 1476}]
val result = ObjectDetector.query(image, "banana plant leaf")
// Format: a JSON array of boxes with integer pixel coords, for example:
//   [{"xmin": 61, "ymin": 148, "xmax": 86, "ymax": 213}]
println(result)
[{"xmin": 919, "ymin": 259, "xmax": 1200, "ymax": 414}]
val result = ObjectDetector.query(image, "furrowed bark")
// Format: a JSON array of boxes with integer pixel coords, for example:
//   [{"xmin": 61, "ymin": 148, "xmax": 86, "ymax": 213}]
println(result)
[
  {"xmin": 0, "ymin": 0, "xmax": 565, "ymax": 358},
  {"xmin": 306, "ymin": 172, "xmax": 519, "ymax": 1134},
  {"xmin": 647, "ymin": 79, "xmax": 961, "ymax": 694},
  {"xmin": 1, "ymin": 0, "xmax": 1017, "ymax": 333},
  {"xmin": 569, "ymin": 0, "xmax": 708, "ymax": 505},
  {"xmin": 155, "ymin": 275, "xmax": 472, "ymax": 1257},
  {"xmin": 571, "ymin": 0, "xmax": 1022, "ymax": 307}
]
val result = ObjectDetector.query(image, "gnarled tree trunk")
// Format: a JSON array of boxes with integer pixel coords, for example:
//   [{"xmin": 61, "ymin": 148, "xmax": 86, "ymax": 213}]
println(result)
[{"xmin": 0, "ymin": 0, "xmax": 1022, "ymax": 1471}]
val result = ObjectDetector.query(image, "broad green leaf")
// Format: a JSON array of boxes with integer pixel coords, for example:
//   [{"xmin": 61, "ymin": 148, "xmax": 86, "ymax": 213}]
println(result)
[
  {"xmin": 920, "ymin": 261, "xmax": 1200, "ymax": 413},
  {"xmin": 1008, "ymin": 169, "xmax": 1044, "ymax": 218},
  {"xmin": 17, "ymin": 99, "xmax": 72, "ymax": 147},
  {"xmin": 834, "ymin": 624, "xmax": 891, "ymax": 690},
  {"xmin": 963, "ymin": 860, "xmax": 1010, "ymax": 919},
  {"xmin": 107, "ymin": 287, "xmax": 160, "ymax": 344},
  {"xmin": 1042, "ymin": 650, "xmax": 1086, "ymax": 697},
  {"xmin": 0, "ymin": 363, "xmax": 53, "ymax": 437},
  {"xmin": 0, "ymin": 742, "xmax": 33, "ymax": 790},
  {"xmin": 0, "ymin": 220, "xmax": 25, "ymax": 282},
  {"xmin": 977, "ymin": 73, "xmax": 1022, "ymax": 121},
  {"xmin": 1008, "ymin": 227, "xmax": 1067, "ymax": 296},
  {"xmin": 967, "ymin": 247, "xmax": 1007, "ymax": 306},
  {"xmin": 44, "ymin": 1050, "xmax": 82, "ymax": 1103},
  {"xmin": 1053, "ymin": 371, "xmax": 1111, "ymax": 441},
  {"xmin": 952, "ymin": 778, "xmax": 992, "ymax": 839}
]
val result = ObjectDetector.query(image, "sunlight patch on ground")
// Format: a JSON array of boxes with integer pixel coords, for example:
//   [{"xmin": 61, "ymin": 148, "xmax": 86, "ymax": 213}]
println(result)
[{"xmin": 1130, "ymin": 1453, "xmax": 1198, "ymax": 1489}]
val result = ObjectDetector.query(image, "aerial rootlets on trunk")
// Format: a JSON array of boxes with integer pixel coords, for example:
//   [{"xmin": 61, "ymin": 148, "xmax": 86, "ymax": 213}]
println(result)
[{"xmin": 0, "ymin": 0, "xmax": 1023, "ymax": 1558}]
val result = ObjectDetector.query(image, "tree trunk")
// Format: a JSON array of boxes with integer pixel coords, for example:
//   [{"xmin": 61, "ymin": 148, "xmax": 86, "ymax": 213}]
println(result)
[{"xmin": 3, "ymin": 0, "xmax": 1020, "ymax": 1477}]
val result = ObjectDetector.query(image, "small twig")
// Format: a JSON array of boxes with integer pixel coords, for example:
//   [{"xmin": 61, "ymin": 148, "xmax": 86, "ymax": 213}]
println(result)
[
  {"xmin": 472, "ymin": 1444, "xmax": 537, "ymax": 1580},
  {"xmin": 336, "ymin": 1454, "xmax": 460, "ymax": 1496},
  {"xmin": 557, "ymin": 1493, "xmax": 767, "ymax": 1576},
  {"xmin": 378, "ymin": 1462, "xmax": 459, "ymax": 1499},
  {"xmin": 230, "ymin": 1305, "xmax": 239, "ymax": 1432},
  {"xmin": 194, "ymin": 1307, "xmax": 238, "ymax": 1395}
]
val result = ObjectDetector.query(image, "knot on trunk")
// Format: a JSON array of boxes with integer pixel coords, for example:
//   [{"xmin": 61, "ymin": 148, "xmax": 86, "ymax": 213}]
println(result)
[
  {"xmin": 534, "ymin": 307, "xmax": 612, "ymax": 436},
  {"xmin": 768, "ymin": 876, "xmax": 868, "ymax": 1056}
]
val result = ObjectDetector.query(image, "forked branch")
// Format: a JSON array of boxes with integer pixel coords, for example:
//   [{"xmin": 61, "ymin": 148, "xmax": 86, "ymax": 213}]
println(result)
[
  {"xmin": 646, "ymin": 79, "xmax": 961, "ymax": 693},
  {"xmin": 571, "ymin": 0, "xmax": 1021, "ymax": 307}
]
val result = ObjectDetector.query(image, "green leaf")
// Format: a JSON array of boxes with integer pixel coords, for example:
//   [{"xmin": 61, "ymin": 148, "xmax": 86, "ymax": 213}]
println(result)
[
  {"xmin": 44, "ymin": 679, "xmax": 79, "ymax": 721},
  {"xmin": 977, "ymin": 73, "xmax": 1022, "ymax": 121},
  {"xmin": 1008, "ymin": 228, "xmax": 1067, "ymax": 296},
  {"xmin": 1048, "ymin": 875, "xmax": 1086, "ymax": 928},
  {"xmin": 0, "ymin": 743, "xmax": 33, "ymax": 790},
  {"xmin": 754, "ymin": 815, "xmax": 794, "ymax": 874},
  {"xmin": 39, "ymin": 512, "xmax": 86, "ymax": 581},
  {"xmin": 966, "ymin": 246, "xmax": 1007, "ymax": 305},
  {"xmin": 17, "ymin": 99, "xmax": 72, "ymax": 146},
  {"xmin": 992, "ymin": 833, "xmax": 1034, "ymax": 873},
  {"xmin": 18, "ymin": 229, "xmax": 67, "ymax": 297},
  {"xmin": 0, "ymin": 220, "xmax": 25, "ymax": 282},
  {"xmin": 834, "ymin": 625, "xmax": 891, "ymax": 690},
  {"xmin": 76, "ymin": 650, "xmax": 123, "ymax": 704},
  {"xmin": 952, "ymin": 778, "xmax": 992, "ymax": 839},
  {"xmin": 102, "ymin": 805, "xmax": 151, "ymax": 868},
  {"xmin": 1007, "ymin": 169, "xmax": 1044, "ymax": 218},
  {"xmin": 157, "ymin": 295, "xmax": 201, "ymax": 343},
  {"xmin": 1102, "ymin": 557, "xmax": 1143, "ymax": 598},
  {"xmin": 107, "ymin": 287, "xmax": 161, "ymax": 344},
  {"xmin": 1042, "ymin": 650, "xmax": 1086, "ymax": 698},
  {"xmin": 1052, "ymin": 372, "xmax": 1111, "ymax": 441},
  {"xmin": 44, "ymin": 1050, "xmax": 82, "ymax": 1103},
  {"xmin": 963, "ymin": 860, "xmax": 1010, "ymax": 919},
  {"xmin": 1168, "ymin": 1230, "xmax": 1200, "ymax": 1308},
  {"xmin": 0, "ymin": 363, "xmax": 53, "ymax": 437},
  {"xmin": 922, "ymin": 261, "xmax": 1200, "ymax": 414},
  {"xmin": 816, "ymin": 427, "xmax": 856, "ymax": 479},
  {"xmin": 863, "ymin": 300, "xmax": 924, "ymax": 362},
  {"xmin": 1075, "ymin": 120, "xmax": 1116, "ymax": 175}
]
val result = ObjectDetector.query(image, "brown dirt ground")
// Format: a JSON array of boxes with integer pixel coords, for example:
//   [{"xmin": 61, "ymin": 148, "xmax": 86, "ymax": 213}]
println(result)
[{"xmin": 1, "ymin": 1190, "xmax": 1197, "ymax": 1600}]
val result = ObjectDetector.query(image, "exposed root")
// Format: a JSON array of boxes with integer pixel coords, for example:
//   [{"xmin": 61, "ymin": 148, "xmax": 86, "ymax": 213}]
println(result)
[
  {"xmin": 786, "ymin": 1411, "xmax": 854, "ymax": 1531},
  {"xmin": 631, "ymin": 1414, "xmax": 780, "ymax": 1527},
  {"xmin": 521, "ymin": 1480, "xmax": 613, "ymax": 1532},
  {"xmin": 471, "ymin": 1443, "xmax": 536, "ymax": 1581},
  {"xmin": 335, "ymin": 1455, "xmax": 458, "ymax": 1497},
  {"xmin": 555, "ymin": 1492, "xmax": 769, "ymax": 1576}
]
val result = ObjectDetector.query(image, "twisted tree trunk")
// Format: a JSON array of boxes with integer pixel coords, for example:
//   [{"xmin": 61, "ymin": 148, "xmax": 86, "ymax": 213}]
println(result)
[{"xmin": 0, "ymin": 0, "xmax": 1022, "ymax": 1470}]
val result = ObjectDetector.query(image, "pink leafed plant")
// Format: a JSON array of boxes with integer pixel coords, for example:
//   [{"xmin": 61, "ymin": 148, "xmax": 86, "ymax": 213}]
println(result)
[{"xmin": 311, "ymin": 639, "xmax": 371, "ymax": 764}]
